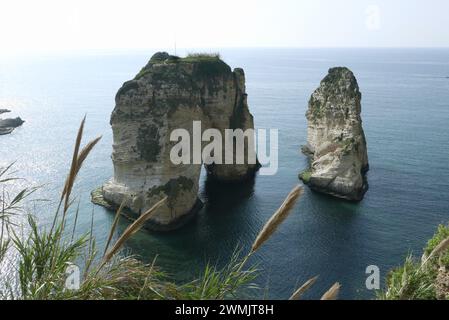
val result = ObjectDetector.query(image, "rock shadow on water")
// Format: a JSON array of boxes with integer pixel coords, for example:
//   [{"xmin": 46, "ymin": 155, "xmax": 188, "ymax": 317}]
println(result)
[
  {"xmin": 201, "ymin": 174, "xmax": 256, "ymax": 214},
  {"xmin": 307, "ymin": 186, "xmax": 366, "ymax": 217}
]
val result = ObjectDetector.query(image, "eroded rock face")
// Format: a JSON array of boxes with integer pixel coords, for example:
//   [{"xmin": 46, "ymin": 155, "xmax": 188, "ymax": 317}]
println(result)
[
  {"xmin": 0, "ymin": 116, "xmax": 24, "ymax": 135},
  {"xmin": 97, "ymin": 52, "xmax": 258, "ymax": 230},
  {"xmin": 300, "ymin": 67, "xmax": 369, "ymax": 201}
]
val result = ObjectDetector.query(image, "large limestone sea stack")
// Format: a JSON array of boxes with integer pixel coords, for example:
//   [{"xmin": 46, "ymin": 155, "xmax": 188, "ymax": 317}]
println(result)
[
  {"xmin": 93, "ymin": 52, "xmax": 258, "ymax": 230},
  {"xmin": 300, "ymin": 67, "xmax": 369, "ymax": 201}
]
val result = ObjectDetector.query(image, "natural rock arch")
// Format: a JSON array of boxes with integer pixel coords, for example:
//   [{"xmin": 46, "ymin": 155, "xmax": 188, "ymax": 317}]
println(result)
[{"xmin": 94, "ymin": 53, "xmax": 259, "ymax": 230}]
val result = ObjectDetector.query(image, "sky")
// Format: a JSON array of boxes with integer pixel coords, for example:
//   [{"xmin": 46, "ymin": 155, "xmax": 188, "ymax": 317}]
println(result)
[{"xmin": 0, "ymin": 0, "xmax": 448, "ymax": 54}]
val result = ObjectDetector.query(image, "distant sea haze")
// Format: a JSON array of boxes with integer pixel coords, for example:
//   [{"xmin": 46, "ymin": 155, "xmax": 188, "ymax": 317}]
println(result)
[{"xmin": 1, "ymin": 48, "xmax": 449, "ymax": 299}]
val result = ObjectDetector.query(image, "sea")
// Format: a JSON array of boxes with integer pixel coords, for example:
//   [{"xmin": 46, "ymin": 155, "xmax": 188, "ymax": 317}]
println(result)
[{"xmin": 1, "ymin": 48, "xmax": 449, "ymax": 299}]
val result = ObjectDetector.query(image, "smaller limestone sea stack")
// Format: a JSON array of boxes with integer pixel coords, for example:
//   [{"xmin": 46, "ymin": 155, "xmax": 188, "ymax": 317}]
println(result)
[
  {"xmin": 0, "ymin": 109, "xmax": 25, "ymax": 135},
  {"xmin": 300, "ymin": 67, "xmax": 369, "ymax": 201}
]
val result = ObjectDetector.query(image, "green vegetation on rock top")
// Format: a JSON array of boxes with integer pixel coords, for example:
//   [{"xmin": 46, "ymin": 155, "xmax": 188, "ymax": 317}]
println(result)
[
  {"xmin": 321, "ymin": 67, "xmax": 361, "ymax": 99},
  {"xmin": 323, "ymin": 67, "xmax": 352, "ymax": 83},
  {"xmin": 134, "ymin": 52, "xmax": 231, "ymax": 81},
  {"xmin": 151, "ymin": 52, "xmax": 222, "ymax": 63}
]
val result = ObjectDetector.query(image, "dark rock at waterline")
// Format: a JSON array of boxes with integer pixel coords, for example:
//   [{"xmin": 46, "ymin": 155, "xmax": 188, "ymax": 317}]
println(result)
[
  {"xmin": 0, "ymin": 117, "xmax": 25, "ymax": 135},
  {"xmin": 0, "ymin": 109, "xmax": 11, "ymax": 115},
  {"xmin": 0, "ymin": 127, "xmax": 14, "ymax": 135},
  {"xmin": 0, "ymin": 117, "xmax": 24, "ymax": 127}
]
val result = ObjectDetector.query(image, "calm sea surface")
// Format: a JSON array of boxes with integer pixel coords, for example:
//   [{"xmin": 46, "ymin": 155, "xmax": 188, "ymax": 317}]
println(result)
[{"xmin": 1, "ymin": 48, "xmax": 449, "ymax": 299}]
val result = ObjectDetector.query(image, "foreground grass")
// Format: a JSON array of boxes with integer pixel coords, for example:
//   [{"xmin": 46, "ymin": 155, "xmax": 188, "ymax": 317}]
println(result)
[
  {"xmin": 0, "ymin": 118, "xmax": 340, "ymax": 300},
  {"xmin": 378, "ymin": 224, "xmax": 449, "ymax": 300}
]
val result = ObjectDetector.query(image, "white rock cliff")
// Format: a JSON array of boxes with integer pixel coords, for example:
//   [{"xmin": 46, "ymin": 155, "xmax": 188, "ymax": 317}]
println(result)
[
  {"xmin": 94, "ymin": 53, "xmax": 258, "ymax": 230},
  {"xmin": 300, "ymin": 67, "xmax": 369, "ymax": 201}
]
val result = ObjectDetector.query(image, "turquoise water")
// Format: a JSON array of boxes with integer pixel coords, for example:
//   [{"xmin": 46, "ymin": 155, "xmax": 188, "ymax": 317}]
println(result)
[{"xmin": 1, "ymin": 48, "xmax": 449, "ymax": 299}]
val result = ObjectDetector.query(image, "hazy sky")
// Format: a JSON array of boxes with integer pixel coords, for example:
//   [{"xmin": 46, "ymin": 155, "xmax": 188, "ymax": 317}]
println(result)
[{"xmin": 1, "ymin": 0, "xmax": 448, "ymax": 54}]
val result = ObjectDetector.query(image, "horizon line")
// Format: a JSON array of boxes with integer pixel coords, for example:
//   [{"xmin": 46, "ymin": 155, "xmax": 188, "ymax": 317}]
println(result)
[{"xmin": 2, "ymin": 46, "xmax": 449, "ymax": 58}]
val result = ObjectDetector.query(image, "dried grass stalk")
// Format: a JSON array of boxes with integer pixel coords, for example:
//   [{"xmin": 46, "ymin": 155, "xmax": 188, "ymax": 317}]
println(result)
[
  {"xmin": 75, "ymin": 136, "xmax": 102, "ymax": 177},
  {"xmin": 61, "ymin": 116, "xmax": 86, "ymax": 201},
  {"xmin": 250, "ymin": 185, "xmax": 303, "ymax": 254},
  {"xmin": 422, "ymin": 236, "xmax": 449, "ymax": 267},
  {"xmin": 103, "ymin": 198, "xmax": 127, "ymax": 256},
  {"xmin": 102, "ymin": 197, "xmax": 167, "ymax": 264},
  {"xmin": 428, "ymin": 237, "xmax": 449, "ymax": 259},
  {"xmin": 289, "ymin": 276, "xmax": 318, "ymax": 300},
  {"xmin": 320, "ymin": 282, "xmax": 341, "ymax": 300},
  {"xmin": 52, "ymin": 117, "xmax": 101, "ymax": 233}
]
